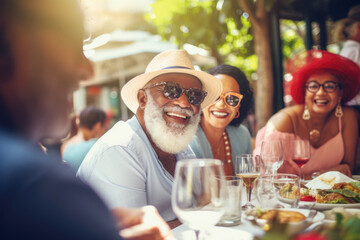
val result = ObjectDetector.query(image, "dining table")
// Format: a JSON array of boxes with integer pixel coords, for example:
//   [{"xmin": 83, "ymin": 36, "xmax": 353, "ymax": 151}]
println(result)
[
  {"xmin": 171, "ymin": 185, "xmax": 260, "ymax": 239},
  {"xmin": 170, "ymin": 178, "xmax": 346, "ymax": 240},
  {"xmin": 171, "ymin": 205, "xmax": 328, "ymax": 240}
]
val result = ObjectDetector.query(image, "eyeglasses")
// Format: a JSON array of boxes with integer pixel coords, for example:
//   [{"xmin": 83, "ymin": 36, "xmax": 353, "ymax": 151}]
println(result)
[
  {"xmin": 143, "ymin": 81, "xmax": 207, "ymax": 106},
  {"xmin": 215, "ymin": 92, "xmax": 243, "ymax": 107},
  {"xmin": 305, "ymin": 81, "xmax": 339, "ymax": 93}
]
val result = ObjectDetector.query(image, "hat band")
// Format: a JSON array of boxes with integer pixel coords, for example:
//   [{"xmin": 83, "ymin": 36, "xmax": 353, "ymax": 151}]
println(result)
[{"xmin": 161, "ymin": 66, "xmax": 192, "ymax": 70}]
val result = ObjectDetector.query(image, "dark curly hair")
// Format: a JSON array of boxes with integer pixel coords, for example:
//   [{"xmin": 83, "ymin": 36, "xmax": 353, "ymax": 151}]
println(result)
[
  {"xmin": 207, "ymin": 64, "xmax": 254, "ymax": 127},
  {"xmin": 79, "ymin": 106, "xmax": 106, "ymax": 130}
]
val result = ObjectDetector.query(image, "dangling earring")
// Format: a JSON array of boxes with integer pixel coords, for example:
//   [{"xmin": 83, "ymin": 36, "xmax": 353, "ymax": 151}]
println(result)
[
  {"xmin": 235, "ymin": 110, "xmax": 240, "ymax": 119},
  {"xmin": 335, "ymin": 103, "xmax": 343, "ymax": 118},
  {"xmin": 302, "ymin": 105, "xmax": 310, "ymax": 120}
]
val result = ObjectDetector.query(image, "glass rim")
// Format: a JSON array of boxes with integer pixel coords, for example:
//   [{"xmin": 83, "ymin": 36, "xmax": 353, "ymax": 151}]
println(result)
[
  {"xmin": 176, "ymin": 158, "xmax": 222, "ymax": 167},
  {"xmin": 235, "ymin": 154, "xmax": 256, "ymax": 158},
  {"xmin": 259, "ymin": 173, "xmax": 300, "ymax": 179},
  {"xmin": 217, "ymin": 175, "xmax": 242, "ymax": 181}
]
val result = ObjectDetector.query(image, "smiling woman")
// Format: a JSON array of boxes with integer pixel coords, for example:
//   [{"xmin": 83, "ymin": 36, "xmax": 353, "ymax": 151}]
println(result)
[
  {"xmin": 190, "ymin": 64, "xmax": 254, "ymax": 176},
  {"xmin": 253, "ymin": 50, "xmax": 360, "ymax": 179}
]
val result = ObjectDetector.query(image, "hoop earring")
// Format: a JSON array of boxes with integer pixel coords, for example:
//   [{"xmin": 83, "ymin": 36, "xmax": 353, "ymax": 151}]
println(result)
[
  {"xmin": 335, "ymin": 104, "xmax": 343, "ymax": 118},
  {"xmin": 235, "ymin": 111, "xmax": 240, "ymax": 119},
  {"xmin": 302, "ymin": 105, "xmax": 310, "ymax": 120}
]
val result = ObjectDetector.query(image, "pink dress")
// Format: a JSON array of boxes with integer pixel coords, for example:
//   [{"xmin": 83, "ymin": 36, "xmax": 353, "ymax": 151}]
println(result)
[{"xmin": 253, "ymin": 117, "xmax": 344, "ymax": 175}]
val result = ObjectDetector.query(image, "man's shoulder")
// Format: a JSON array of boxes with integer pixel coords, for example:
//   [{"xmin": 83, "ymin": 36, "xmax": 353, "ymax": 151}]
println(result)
[
  {"xmin": 0, "ymin": 131, "xmax": 89, "ymax": 205},
  {"xmin": 81, "ymin": 117, "xmax": 154, "ymax": 165},
  {"xmin": 0, "ymin": 131, "xmax": 50, "ymax": 176},
  {"xmin": 100, "ymin": 118, "xmax": 144, "ymax": 146},
  {"xmin": 342, "ymin": 40, "xmax": 360, "ymax": 48},
  {"xmin": 0, "ymin": 137, "xmax": 121, "ymax": 239}
]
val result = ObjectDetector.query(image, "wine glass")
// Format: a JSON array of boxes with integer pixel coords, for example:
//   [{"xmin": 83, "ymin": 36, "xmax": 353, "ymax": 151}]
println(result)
[
  {"xmin": 260, "ymin": 140, "xmax": 284, "ymax": 175},
  {"xmin": 292, "ymin": 139, "xmax": 311, "ymax": 180},
  {"xmin": 255, "ymin": 173, "xmax": 301, "ymax": 209},
  {"xmin": 172, "ymin": 159, "xmax": 227, "ymax": 240},
  {"xmin": 235, "ymin": 154, "xmax": 261, "ymax": 210}
]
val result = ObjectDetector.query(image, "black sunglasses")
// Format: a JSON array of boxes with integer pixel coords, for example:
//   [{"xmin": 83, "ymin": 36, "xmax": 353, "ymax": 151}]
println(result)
[
  {"xmin": 143, "ymin": 81, "xmax": 207, "ymax": 106},
  {"xmin": 305, "ymin": 81, "xmax": 339, "ymax": 93}
]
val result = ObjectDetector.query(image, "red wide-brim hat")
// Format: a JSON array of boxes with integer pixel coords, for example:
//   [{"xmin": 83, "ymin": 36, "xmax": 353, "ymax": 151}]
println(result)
[{"xmin": 289, "ymin": 50, "xmax": 360, "ymax": 104}]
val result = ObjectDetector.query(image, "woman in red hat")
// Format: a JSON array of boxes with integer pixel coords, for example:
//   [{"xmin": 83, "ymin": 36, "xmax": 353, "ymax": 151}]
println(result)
[{"xmin": 253, "ymin": 50, "xmax": 360, "ymax": 179}]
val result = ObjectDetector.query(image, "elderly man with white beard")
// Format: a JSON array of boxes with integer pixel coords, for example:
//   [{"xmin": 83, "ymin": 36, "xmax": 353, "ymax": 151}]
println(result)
[{"xmin": 77, "ymin": 49, "xmax": 222, "ymax": 228}]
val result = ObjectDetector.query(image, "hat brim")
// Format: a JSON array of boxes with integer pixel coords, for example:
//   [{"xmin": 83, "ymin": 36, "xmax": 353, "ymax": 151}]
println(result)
[
  {"xmin": 290, "ymin": 50, "xmax": 360, "ymax": 104},
  {"xmin": 121, "ymin": 68, "xmax": 223, "ymax": 113}
]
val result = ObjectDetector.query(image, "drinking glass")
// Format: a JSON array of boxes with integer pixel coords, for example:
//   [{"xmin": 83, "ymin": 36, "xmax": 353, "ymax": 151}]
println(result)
[
  {"xmin": 216, "ymin": 176, "xmax": 243, "ymax": 227},
  {"xmin": 260, "ymin": 140, "xmax": 284, "ymax": 175},
  {"xmin": 292, "ymin": 139, "xmax": 311, "ymax": 180},
  {"xmin": 235, "ymin": 154, "xmax": 261, "ymax": 210},
  {"xmin": 255, "ymin": 174, "xmax": 301, "ymax": 209},
  {"xmin": 172, "ymin": 159, "xmax": 227, "ymax": 240}
]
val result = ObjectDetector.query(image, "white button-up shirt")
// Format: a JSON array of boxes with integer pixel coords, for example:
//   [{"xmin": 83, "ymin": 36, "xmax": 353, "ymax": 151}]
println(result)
[{"xmin": 77, "ymin": 116, "xmax": 195, "ymax": 221}]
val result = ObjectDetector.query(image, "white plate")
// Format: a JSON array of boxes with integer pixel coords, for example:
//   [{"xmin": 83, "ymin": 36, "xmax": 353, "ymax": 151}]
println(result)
[
  {"xmin": 323, "ymin": 208, "xmax": 360, "ymax": 220},
  {"xmin": 244, "ymin": 208, "xmax": 324, "ymax": 222},
  {"xmin": 300, "ymin": 201, "xmax": 360, "ymax": 210},
  {"xmin": 245, "ymin": 208, "xmax": 324, "ymax": 235},
  {"xmin": 172, "ymin": 225, "xmax": 254, "ymax": 240},
  {"xmin": 263, "ymin": 208, "xmax": 324, "ymax": 222}
]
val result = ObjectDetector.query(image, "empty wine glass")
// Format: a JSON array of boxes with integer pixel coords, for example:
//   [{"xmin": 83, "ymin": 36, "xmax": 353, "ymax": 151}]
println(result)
[
  {"xmin": 235, "ymin": 154, "xmax": 261, "ymax": 210},
  {"xmin": 292, "ymin": 139, "xmax": 311, "ymax": 180},
  {"xmin": 255, "ymin": 173, "xmax": 301, "ymax": 209},
  {"xmin": 172, "ymin": 159, "xmax": 227, "ymax": 240},
  {"xmin": 260, "ymin": 140, "xmax": 284, "ymax": 175}
]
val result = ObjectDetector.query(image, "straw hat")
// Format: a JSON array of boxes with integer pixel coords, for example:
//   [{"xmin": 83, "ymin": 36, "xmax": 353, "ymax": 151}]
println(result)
[
  {"xmin": 348, "ymin": 5, "xmax": 360, "ymax": 21},
  {"xmin": 289, "ymin": 50, "xmax": 360, "ymax": 104},
  {"xmin": 121, "ymin": 49, "xmax": 222, "ymax": 113},
  {"xmin": 334, "ymin": 5, "xmax": 360, "ymax": 41}
]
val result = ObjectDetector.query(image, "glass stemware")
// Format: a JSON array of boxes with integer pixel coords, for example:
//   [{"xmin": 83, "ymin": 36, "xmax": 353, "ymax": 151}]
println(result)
[
  {"xmin": 292, "ymin": 139, "xmax": 311, "ymax": 180},
  {"xmin": 172, "ymin": 159, "xmax": 227, "ymax": 240},
  {"xmin": 260, "ymin": 140, "xmax": 284, "ymax": 175},
  {"xmin": 235, "ymin": 154, "xmax": 261, "ymax": 210},
  {"xmin": 255, "ymin": 173, "xmax": 301, "ymax": 209}
]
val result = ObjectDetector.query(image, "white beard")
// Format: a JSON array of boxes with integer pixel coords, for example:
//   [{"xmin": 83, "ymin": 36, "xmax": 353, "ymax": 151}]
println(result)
[{"xmin": 144, "ymin": 91, "xmax": 200, "ymax": 154}]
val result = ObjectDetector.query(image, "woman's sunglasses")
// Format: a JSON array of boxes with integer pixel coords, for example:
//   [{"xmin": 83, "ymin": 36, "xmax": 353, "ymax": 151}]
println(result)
[
  {"xmin": 216, "ymin": 92, "xmax": 243, "ymax": 108},
  {"xmin": 143, "ymin": 81, "xmax": 208, "ymax": 106}
]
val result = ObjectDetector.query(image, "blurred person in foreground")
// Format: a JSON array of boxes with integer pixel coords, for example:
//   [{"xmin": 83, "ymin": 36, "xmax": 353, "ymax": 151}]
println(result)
[
  {"xmin": 0, "ymin": 0, "xmax": 175, "ymax": 239},
  {"xmin": 335, "ymin": 4, "xmax": 360, "ymax": 106},
  {"xmin": 77, "ymin": 49, "xmax": 222, "ymax": 227},
  {"xmin": 61, "ymin": 106, "xmax": 107, "ymax": 171},
  {"xmin": 190, "ymin": 64, "xmax": 254, "ymax": 176},
  {"xmin": 253, "ymin": 50, "xmax": 360, "ymax": 179}
]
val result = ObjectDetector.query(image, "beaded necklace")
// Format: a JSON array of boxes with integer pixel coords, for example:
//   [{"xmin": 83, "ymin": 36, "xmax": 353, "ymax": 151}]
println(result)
[
  {"xmin": 211, "ymin": 130, "xmax": 233, "ymax": 176},
  {"xmin": 223, "ymin": 131, "xmax": 232, "ymax": 164}
]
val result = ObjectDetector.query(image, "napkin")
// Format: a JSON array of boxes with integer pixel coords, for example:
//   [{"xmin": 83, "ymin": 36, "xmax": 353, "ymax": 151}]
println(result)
[{"xmin": 305, "ymin": 171, "xmax": 355, "ymax": 189}]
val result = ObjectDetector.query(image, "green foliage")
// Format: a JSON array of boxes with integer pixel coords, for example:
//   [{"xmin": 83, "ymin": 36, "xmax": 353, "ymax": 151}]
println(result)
[
  {"xmin": 325, "ymin": 214, "xmax": 360, "ymax": 240},
  {"xmin": 281, "ymin": 19, "xmax": 306, "ymax": 61},
  {"xmin": 258, "ymin": 221, "xmax": 292, "ymax": 240},
  {"xmin": 145, "ymin": 0, "xmax": 305, "ymax": 78},
  {"xmin": 257, "ymin": 213, "xmax": 360, "ymax": 240},
  {"xmin": 145, "ymin": 0, "xmax": 256, "ymax": 76}
]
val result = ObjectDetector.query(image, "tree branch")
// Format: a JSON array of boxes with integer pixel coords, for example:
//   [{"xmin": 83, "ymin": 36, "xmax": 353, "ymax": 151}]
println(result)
[{"xmin": 237, "ymin": 0, "xmax": 259, "ymax": 28}]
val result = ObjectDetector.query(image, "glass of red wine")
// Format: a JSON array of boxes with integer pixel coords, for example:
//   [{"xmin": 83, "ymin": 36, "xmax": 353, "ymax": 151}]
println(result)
[{"xmin": 292, "ymin": 139, "xmax": 311, "ymax": 180}]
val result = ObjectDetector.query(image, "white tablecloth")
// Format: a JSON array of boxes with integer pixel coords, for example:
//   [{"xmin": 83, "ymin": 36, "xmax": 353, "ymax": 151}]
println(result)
[{"xmin": 172, "ymin": 213, "xmax": 264, "ymax": 240}]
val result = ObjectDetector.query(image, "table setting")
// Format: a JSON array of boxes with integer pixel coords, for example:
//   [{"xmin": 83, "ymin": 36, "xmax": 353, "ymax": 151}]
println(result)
[{"xmin": 171, "ymin": 144, "xmax": 360, "ymax": 240}]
